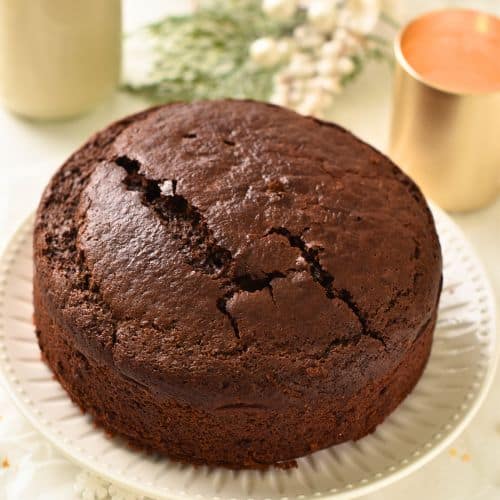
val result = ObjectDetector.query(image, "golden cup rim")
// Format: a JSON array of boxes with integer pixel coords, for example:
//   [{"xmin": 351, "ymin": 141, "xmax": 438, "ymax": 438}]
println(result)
[{"xmin": 393, "ymin": 7, "xmax": 500, "ymax": 98}]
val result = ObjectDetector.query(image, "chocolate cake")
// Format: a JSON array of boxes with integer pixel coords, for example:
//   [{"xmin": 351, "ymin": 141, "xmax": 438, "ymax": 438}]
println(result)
[{"xmin": 33, "ymin": 100, "xmax": 442, "ymax": 469}]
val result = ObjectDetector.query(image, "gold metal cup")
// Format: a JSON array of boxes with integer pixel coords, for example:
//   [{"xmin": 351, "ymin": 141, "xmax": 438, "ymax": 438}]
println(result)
[{"xmin": 389, "ymin": 9, "xmax": 500, "ymax": 213}]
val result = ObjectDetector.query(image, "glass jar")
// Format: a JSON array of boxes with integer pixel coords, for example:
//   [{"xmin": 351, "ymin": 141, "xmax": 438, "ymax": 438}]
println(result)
[{"xmin": 0, "ymin": 0, "xmax": 121, "ymax": 120}]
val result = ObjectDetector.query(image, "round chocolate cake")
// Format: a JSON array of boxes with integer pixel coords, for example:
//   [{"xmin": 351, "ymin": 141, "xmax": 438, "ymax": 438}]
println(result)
[{"xmin": 33, "ymin": 100, "xmax": 442, "ymax": 469}]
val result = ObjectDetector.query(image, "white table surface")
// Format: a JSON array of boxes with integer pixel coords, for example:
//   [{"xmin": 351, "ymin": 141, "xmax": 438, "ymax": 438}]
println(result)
[{"xmin": 0, "ymin": 1, "xmax": 499, "ymax": 499}]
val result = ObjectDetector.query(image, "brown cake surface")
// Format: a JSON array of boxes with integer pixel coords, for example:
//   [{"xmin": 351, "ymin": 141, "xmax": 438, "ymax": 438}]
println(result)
[{"xmin": 33, "ymin": 100, "xmax": 442, "ymax": 468}]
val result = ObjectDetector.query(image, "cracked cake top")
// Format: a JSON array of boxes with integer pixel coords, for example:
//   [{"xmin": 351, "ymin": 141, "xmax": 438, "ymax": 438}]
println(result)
[{"xmin": 34, "ymin": 100, "xmax": 442, "ymax": 410}]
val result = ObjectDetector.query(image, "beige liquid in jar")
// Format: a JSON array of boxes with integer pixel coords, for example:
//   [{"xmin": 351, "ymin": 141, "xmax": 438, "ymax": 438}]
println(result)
[{"xmin": 0, "ymin": 0, "xmax": 121, "ymax": 120}]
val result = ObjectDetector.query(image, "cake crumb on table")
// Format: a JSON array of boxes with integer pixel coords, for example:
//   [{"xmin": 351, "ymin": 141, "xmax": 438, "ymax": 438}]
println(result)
[{"xmin": 1, "ymin": 457, "xmax": 10, "ymax": 468}]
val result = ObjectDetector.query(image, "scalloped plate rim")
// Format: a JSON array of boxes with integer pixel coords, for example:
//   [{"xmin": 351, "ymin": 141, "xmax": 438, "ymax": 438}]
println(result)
[{"xmin": 0, "ymin": 203, "xmax": 496, "ymax": 500}]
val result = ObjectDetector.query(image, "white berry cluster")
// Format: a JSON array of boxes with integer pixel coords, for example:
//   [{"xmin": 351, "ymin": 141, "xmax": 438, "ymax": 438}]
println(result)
[{"xmin": 250, "ymin": 0, "xmax": 381, "ymax": 117}]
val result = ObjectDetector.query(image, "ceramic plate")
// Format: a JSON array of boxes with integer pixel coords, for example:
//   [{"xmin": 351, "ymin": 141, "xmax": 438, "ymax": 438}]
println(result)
[{"xmin": 0, "ymin": 205, "xmax": 496, "ymax": 499}]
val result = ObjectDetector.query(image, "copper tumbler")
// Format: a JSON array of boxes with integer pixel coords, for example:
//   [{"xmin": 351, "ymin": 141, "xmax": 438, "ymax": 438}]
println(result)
[{"xmin": 389, "ymin": 9, "xmax": 500, "ymax": 212}]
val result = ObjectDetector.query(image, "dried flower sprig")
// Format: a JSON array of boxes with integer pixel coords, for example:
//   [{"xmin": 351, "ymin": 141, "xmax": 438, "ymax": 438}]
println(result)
[{"xmin": 123, "ymin": 0, "xmax": 394, "ymax": 118}]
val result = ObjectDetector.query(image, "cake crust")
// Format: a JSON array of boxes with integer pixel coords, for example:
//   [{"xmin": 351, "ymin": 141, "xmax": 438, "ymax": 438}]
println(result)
[{"xmin": 33, "ymin": 100, "xmax": 442, "ymax": 468}]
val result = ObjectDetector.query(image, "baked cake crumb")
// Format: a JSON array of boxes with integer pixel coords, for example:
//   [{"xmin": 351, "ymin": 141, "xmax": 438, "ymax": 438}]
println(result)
[{"xmin": 33, "ymin": 100, "xmax": 442, "ymax": 468}]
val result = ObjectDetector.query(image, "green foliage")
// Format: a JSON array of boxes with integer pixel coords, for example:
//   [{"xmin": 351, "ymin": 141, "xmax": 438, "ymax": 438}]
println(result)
[
  {"xmin": 122, "ymin": 0, "xmax": 391, "ymax": 104},
  {"xmin": 123, "ymin": 0, "xmax": 297, "ymax": 102}
]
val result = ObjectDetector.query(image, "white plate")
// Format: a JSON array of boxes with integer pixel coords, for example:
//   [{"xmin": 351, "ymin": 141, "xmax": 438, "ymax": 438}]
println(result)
[{"xmin": 0, "ymin": 206, "xmax": 496, "ymax": 500}]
